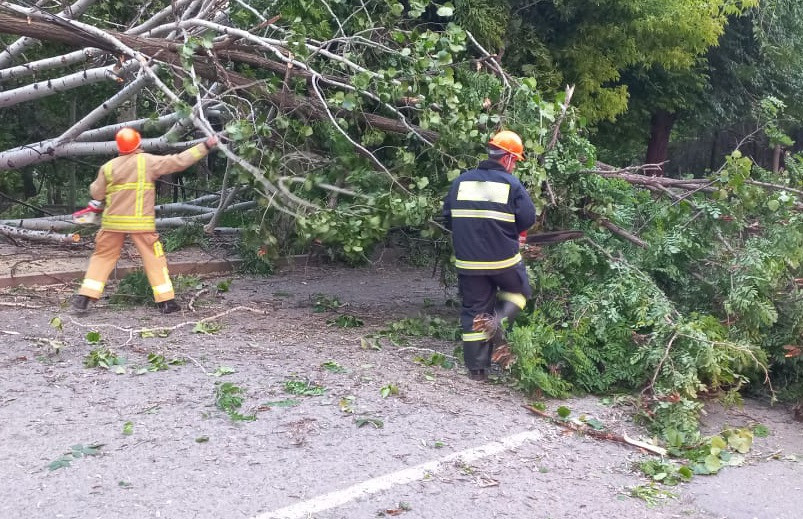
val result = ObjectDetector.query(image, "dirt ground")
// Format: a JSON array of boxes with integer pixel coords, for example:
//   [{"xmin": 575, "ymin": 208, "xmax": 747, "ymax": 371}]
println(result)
[{"xmin": 0, "ymin": 242, "xmax": 801, "ymax": 519}]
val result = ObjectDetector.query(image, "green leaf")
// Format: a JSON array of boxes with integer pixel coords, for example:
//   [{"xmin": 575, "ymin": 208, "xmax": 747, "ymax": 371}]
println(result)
[
  {"xmin": 355, "ymin": 417, "xmax": 384, "ymax": 428},
  {"xmin": 436, "ymin": 5, "xmax": 454, "ymax": 17},
  {"xmin": 48, "ymin": 457, "xmax": 72, "ymax": 471},
  {"xmin": 704, "ymin": 454, "xmax": 722, "ymax": 472},
  {"xmin": 556, "ymin": 406, "xmax": 571, "ymax": 419},
  {"xmin": 710, "ymin": 436, "xmax": 727, "ymax": 450},
  {"xmin": 753, "ymin": 424, "xmax": 770, "ymax": 438},
  {"xmin": 584, "ymin": 417, "xmax": 605, "ymax": 430},
  {"xmin": 85, "ymin": 331, "xmax": 101, "ymax": 344},
  {"xmin": 727, "ymin": 432, "xmax": 753, "ymax": 454},
  {"xmin": 212, "ymin": 366, "xmax": 236, "ymax": 377},
  {"xmin": 322, "ymin": 361, "xmax": 347, "ymax": 373},
  {"xmin": 261, "ymin": 399, "xmax": 301, "ymax": 408},
  {"xmin": 665, "ymin": 429, "xmax": 685, "ymax": 448},
  {"xmin": 677, "ymin": 466, "xmax": 693, "ymax": 480},
  {"xmin": 49, "ymin": 316, "xmax": 63, "ymax": 331},
  {"xmin": 380, "ymin": 384, "xmax": 399, "ymax": 398},
  {"xmin": 122, "ymin": 421, "xmax": 134, "ymax": 436}
]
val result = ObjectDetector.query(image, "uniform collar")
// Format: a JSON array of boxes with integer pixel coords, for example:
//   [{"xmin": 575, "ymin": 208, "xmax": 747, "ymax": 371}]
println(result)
[{"xmin": 477, "ymin": 158, "xmax": 508, "ymax": 172}]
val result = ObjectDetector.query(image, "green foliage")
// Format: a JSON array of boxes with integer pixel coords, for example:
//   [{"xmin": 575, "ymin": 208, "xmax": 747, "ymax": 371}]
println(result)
[
  {"xmin": 47, "ymin": 443, "xmax": 104, "ymax": 472},
  {"xmin": 109, "ymin": 270, "xmax": 152, "ymax": 306},
  {"xmin": 322, "ymin": 361, "xmax": 347, "ymax": 373},
  {"xmin": 283, "ymin": 379, "xmax": 326, "ymax": 396},
  {"xmin": 369, "ymin": 316, "xmax": 460, "ymax": 347},
  {"xmin": 413, "ymin": 352, "xmax": 455, "ymax": 370},
  {"xmin": 380, "ymin": 383, "xmax": 399, "ymax": 398},
  {"xmin": 628, "ymin": 483, "xmax": 678, "ymax": 507},
  {"xmin": 214, "ymin": 382, "xmax": 256, "ymax": 422},
  {"xmin": 326, "ymin": 314, "xmax": 364, "ymax": 328},
  {"xmin": 193, "ymin": 321, "xmax": 223, "ymax": 334},
  {"xmin": 312, "ymin": 294, "xmax": 344, "ymax": 312},
  {"xmin": 84, "ymin": 348, "xmax": 123, "ymax": 370},
  {"xmin": 503, "ymin": 124, "xmax": 803, "ymax": 442},
  {"xmin": 638, "ymin": 459, "xmax": 694, "ymax": 486},
  {"xmin": 162, "ymin": 224, "xmax": 209, "ymax": 252},
  {"xmin": 146, "ymin": 353, "xmax": 184, "ymax": 372}
]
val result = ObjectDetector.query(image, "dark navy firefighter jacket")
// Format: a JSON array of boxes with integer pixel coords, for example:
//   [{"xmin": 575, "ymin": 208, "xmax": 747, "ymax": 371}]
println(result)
[{"xmin": 442, "ymin": 159, "xmax": 537, "ymax": 275}]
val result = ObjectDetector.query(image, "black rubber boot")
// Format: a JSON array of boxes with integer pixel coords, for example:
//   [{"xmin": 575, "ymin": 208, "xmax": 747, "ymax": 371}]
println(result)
[
  {"xmin": 157, "ymin": 299, "xmax": 180, "ymax": 314},
  {"xmin": 463, "ymin": 339, "xmax": 491, "ymax": 374},
  {"xmin": 71, "ymin": 294, "xmax": 91, "ymax": 313},
  {"xmin": 468, "ymin": 369, "xmax": 488, "ymax": 382}
]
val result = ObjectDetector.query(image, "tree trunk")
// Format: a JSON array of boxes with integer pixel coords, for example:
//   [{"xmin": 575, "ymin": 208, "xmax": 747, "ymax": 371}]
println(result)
[
  {"xmin": 0, "ymin": 223, "xmax": 79, "ymax": 244},
  {"xmin": 21, "ymin": 171, "xmax": 36, "ymax": 198},
  {"xmin": 645, "ymin": 109, "xmax": 676, "ymax": 176},
  {"xmin": 772, "ymin": 144, "xmax": 783, "ymax": 173}
]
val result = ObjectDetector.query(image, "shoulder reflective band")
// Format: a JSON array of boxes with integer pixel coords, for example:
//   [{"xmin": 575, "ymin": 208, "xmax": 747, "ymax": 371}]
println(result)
[
  {"xmin": 450, "ymin": 209, "xmax": 515, "ymax": 222},
  {"xmin": 455, "ymin": 253, "xmax": 522, "ymax": 271},
  {"xmin": 456, "ymin": 181, "xmax": 510, "ymax": 204},
  {"xmin": 103, "ymin": 162, "xmax": 113, "ymax": 183}
]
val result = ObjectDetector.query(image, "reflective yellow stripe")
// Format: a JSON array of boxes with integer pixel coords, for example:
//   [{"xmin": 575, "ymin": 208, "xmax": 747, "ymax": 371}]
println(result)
[
  {"xmin": 101, "ymin": 215, "xmax": 156, "ymax": 222},
  {"xmin": 457, "ymin": 181, "xmax": 510, "ymax": 203},
  {"xmin": 153, "ymin": 241, "xmax": 164, "ymax": 258},
  {"xmin": 106, "ymin": 182, "xmax": 154, "ymax": 194},
  {"xmin": 152, "ymin": 281, "xmax": 174, "ymax": 295},
  {"xmin": 152, "ymin": 266, "xmax": 173, "ymax": 295},
  {"xmin": 189, "ymin": 144, "xmax": 204, "ymax": 159},
  {"xmin": 499, "ymin": 291, "xmax": 527, "ymax": 309},
  {"xmin": 106, "ymin": 182, "xmax": 156, "ymax": 193},
  {"xmin": 135, "ymin": 154, "xmax": 146, "ymax": 217},
  {"xmin": 462, "ymin": 331, "xmax": 489, "ymax": 342},
  {"xmin": 81, "ymin": 278, "xmax": 105, "ymax": 292},
  {"xmin": 451, "ymin": 209, "xmax": 515, "ymax": 222},
  {"xmin": 455, "ymin": 253, "xmax": 522, "ymax": 270},
  {"xmin": 103, "ymin": 163, "xmax": 113, "ymax": 205},
  {"xmin": 101, "ymin": 215, "xmax": 156, "ymax": 231}
]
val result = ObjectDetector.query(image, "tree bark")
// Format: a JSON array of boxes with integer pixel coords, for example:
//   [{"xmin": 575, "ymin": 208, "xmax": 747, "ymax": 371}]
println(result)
[
  {"xmin": 21, "ymin": 171, "xmax": 36, "ymax": 198},
  {"xmin": 0, "ymin": 223, "xmax": 79, "ymax": 244},
  {"xmin": 645, "ymin": 109, "xmax": 676, "ymax": 176},
  {"xmin": 772, "ymin": 144, "xmax": 783, "ymax": 173}
]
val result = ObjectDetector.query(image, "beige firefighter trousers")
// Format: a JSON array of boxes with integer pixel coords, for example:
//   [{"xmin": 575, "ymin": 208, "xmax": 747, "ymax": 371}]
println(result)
[{"xmin": 78, "ymin": 230, "xmax": 174, "ymax": 303}]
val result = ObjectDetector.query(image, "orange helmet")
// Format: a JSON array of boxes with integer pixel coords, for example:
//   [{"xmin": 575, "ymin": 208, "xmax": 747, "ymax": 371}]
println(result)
[
  {"xmin": 489, "ymin": 130, "xmax": 525, "ymax": 160},
  {"xmin": 115, "ymin": 128, "xmax": 141, "ymax": 154}
]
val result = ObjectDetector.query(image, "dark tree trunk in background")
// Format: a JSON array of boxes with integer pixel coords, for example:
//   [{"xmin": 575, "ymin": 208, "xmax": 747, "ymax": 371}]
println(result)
[
  {"xmin": 21, "ymin": 171, "xmax": 36, "ymax": 198},
  {"xmin": 645, "ymin": 109, "xmax": 676, "ymax": 176}
]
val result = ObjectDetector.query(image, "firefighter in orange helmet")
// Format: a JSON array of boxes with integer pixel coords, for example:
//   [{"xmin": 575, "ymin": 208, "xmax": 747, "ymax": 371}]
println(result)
[
  {"xmin": 442, "ymin": 130, "xmax": 536, "ymax": 381},
  {"xmin": 71, "ymin": 128, "xmax": 218, "ymax": 314}
]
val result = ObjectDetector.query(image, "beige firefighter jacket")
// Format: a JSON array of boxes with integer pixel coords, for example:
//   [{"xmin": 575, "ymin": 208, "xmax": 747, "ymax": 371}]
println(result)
[{"xmin": 90, "ymin": 143, "xmax": 209, "ymax": 232}]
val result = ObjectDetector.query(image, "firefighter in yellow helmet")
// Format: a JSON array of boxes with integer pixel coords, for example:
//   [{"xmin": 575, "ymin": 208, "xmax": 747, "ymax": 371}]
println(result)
[
  {"xmin": 442, "ymin": 130, "xmax": 536, "ymax": 381},
  {"xmin": 71, "ymin": 128, "xmax": 218, "ymax": 314}
]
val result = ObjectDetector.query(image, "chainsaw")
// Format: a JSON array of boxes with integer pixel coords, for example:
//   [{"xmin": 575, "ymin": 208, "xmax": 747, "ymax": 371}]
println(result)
[{"xmin": 72, "ymin": 200, "xmax": 104, "ymax": 225}]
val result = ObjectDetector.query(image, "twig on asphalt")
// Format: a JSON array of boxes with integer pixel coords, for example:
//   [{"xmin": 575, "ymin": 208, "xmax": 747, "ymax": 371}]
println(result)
[{"xmin": 524, "ymin": 404, "xmax": 667, "ymax": 456}]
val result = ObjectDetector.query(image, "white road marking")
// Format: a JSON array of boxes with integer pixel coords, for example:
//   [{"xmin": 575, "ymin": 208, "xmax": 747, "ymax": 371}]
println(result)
[{"xmin": 254, "ymin": 428, "xmax": 543, "ymax": 519}]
